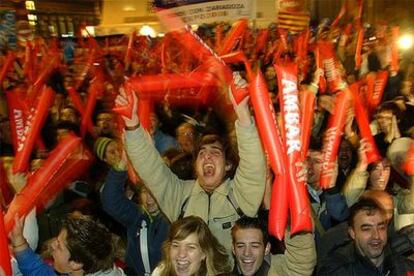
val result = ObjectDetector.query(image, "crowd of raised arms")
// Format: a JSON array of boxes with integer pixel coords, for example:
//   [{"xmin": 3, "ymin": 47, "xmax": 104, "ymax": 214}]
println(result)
[{"xmin": 2, "ymin": 9, "xmax": 414, "ymax": 276}]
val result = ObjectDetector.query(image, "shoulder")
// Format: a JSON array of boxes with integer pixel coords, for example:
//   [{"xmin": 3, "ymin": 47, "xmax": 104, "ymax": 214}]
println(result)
[{"xmin": 317, "ymin": 243, "xmax": 355, "ymax": 274}]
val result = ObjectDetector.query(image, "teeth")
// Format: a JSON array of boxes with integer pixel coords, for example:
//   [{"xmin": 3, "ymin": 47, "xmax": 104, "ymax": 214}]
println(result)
[{"xmin": 204, "ymin": 164, "xmax": 214, "ymax": 169}]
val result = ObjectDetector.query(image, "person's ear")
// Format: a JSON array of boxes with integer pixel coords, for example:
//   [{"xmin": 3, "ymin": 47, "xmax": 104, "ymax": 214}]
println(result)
[
  {"xmin": 69, "ymin": 260, "xmax": 83, "ymax": 272},
  {"xmin": 264, "ymin": 242, "xmax": 271, "ymax": 255},
  {"xmin": 348, "ymin": 227, "xmax": 356, "ymax": 240},
  {"xmin": 225, "ymin": 162, "xmax": 232, "ymax": 172}
]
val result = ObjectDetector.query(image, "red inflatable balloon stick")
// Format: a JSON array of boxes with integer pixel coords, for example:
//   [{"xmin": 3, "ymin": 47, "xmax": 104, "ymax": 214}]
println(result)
[
  {"xmin": 0, "ymin": 159, "xmax": 13, "ymax": 207},
  {"xmin": 0, "ymin": 51, "xmax": 15, "ymax": 85},
  {"xmin": 391, "ymin": 26, "xmax": 400, "ymax": 73},
  {"xmin": 331, "ymin": 0, "xmax": 347, "ymax": 28},
  {"xmin": 5, "ymin": 135, "xmax": 84, "ymax": 233},
  {"xmin": 351, "ymin": 83, "xmax": 382, "ymax": 164},
  {"xmin": 268, "ymin": 175, "xmax": 289, "ymax": 240},
  {"xmin": 125, "ymin": 31, "xmax": 137, "ymax": 70},
  {"xmin": 0, "ymin": 206, "xmax": 12, "ymax": 276},
  {"xmin": 300, "ymin": 88, "xmax": 316, "ymax": 160},
  {"xmin": 355, "ymin": 29, "xmax": 364, "ymax": 70},
  {"xmin": 319, "ymin": 88, "xmax": 353, "ymax": 189},
  {"xmin": 366, "ymin": 71, "xmax": 388, "ymax": 113},
  {"xmin": 138, "ymin": 98, "xmax": 153, "ymax": 131},
  {"xmin": 6, "ymin": 89, "xmax": 27, "ymax": 155},
  {"xmin": 315, "ymin": 46, "xmax": 327, "ymax": 94},
  {"xmin": 36, "ymin": 143, "xmax": 93, "ymax": 212},
  {"xmin": 318, "ymin": 40, "xmax": 346, "ymax": 93},
  {"xmin": 218, "ymin": 19, "xmax": 248, "ymax": 55},
  {"xmin": 12, "ymin": 87, "xmax": 55, "ymax": 173},
  {"xmin": 248, "ymin": 70, "xmax": 287, "ymax": 238},
  {"xmin": 402, "ymin": 141, "xmax": 414, "ymax": 176},
  {"xmin": 275, "ymin": 63, "xmax": 312, "ymax": 234},
  {"xmin": 30, "ymin": 53, "xmax": 59, "ymax": 102},
  {"xmin": 80, "ymin": 76, "xmax": 103, "ymax": 138}
]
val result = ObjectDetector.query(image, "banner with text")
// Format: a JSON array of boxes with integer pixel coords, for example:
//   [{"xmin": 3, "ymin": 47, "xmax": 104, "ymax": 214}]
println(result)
[{"xmin": 155, "ymin": 0, "xmax": 254, "ymax": 24}]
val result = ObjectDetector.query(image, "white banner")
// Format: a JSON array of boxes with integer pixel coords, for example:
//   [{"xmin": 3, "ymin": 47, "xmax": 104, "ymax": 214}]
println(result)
[{"xmin": 166, "ymin": 0, "xmax": 254, "ymax": 24}]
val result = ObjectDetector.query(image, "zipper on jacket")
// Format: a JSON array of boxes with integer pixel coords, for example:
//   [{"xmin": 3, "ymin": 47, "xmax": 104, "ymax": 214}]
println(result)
[{"xmin": 207, "ymin": 194, "xmax": 211, "ymax": 225}]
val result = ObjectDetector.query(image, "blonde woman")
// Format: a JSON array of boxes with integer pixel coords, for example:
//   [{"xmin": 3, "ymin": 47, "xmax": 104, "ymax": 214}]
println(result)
[{"xmin": 152, "ymin": 216, "xmax": 232, "ymax": 276}]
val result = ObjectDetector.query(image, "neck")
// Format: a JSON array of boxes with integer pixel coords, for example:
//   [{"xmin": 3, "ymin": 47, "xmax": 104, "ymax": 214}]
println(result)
[{"xmin": 356, "ymin": 244, "xmax": 385, "ymax": 268}]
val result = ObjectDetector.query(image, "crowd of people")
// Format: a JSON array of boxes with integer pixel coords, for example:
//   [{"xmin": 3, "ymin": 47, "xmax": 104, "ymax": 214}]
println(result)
[{"xmin": 1, "ymin": 8, "xmax": 414, "ymax": 276}]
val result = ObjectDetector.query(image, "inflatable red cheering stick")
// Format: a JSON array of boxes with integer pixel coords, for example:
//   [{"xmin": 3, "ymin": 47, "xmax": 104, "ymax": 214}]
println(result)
[
  {"xmin": 391, "ymin": 26, "xmax": 400, "ymax": 73},
  {"xmin": 80, "ymin": 75, "xmax": 104, "ymax": 138},
  {"xmin": 0, "ymin": 51, "xmax": 15, "ymax": 85},
  {"xmin": 351, "ymin": 83, "xmax": 382, "ymax": 164},
  {"xmin": 12, "ymin": 86, "xmax": 55, "ymax": 173},
  {"xmin": 300, "ymin": 87, "xmax": 317, "ymax": 160},
  {"xmin": 218, "ymin": 19, "xmax": 248, "ymax": 55},
  {"xmin": 275, "ymin": 62, "xmax": 312, "ymax": 234},
  {"xmin": 318, "ymin": 40, "xmax": 346, "ymax": 93},
  {"xmin": 248, "ymin": 70, "xmax": 287, "ymax": 239},
  {"xmin": 319, "ymin": 87, "xmax": 353, "ymax": 189},
  {"xmin": 5, "ymin": 135, "xmax": 84, "ymax": 233},
  {"xmin": 0, "ymin": 206, "xmax": 12, "ymax": 276},
  {"xmin": 402, "ymin": 141, "xmax": 414, "ymax": 176}
]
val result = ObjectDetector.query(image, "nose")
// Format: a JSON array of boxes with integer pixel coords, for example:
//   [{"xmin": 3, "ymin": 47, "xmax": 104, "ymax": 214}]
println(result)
[
  {"xmin": 372, "ymin": 228, "xmax": 380, "ymax": 239},
  {"xmin": 178, "ymin": 246, "xmax": 187, "ymax": 258},
  {"xmin": 243, "ymin": 246, "xmax": 252, "ymax": 257}
]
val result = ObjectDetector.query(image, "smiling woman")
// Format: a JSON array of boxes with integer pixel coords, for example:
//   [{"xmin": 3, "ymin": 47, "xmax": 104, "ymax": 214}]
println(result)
[{"xmin": 152, "ymin": 216, "xmax": 232, "ymax": 276}]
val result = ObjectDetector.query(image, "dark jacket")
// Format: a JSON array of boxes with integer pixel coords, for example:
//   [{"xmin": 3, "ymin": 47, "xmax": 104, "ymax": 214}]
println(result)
[
  {"xmin": 101, "ymin": 169, "xmax": 170, "ymax": 275},
  {"xmin": 317, "ymin": 242, "xmax": 414, "ymax": 276}
]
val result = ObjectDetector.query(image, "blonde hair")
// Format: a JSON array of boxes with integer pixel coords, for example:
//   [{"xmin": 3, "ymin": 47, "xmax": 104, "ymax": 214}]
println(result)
[{"xmin": 158, "ymin": 216, "xmax": 231, "ymax": 276}]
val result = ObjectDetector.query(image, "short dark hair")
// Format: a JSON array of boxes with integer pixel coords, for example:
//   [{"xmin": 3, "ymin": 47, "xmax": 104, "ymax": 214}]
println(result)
[
  {"xmin": 349, "ymin": 198, "xmax": 386, "ymax": 228},
  {"xmin": 231, "ymin": 216, "xmax": 269, "ymax": 245},
  {"xmin": 194, "ymin": 134, "xmax": 239, "ymax": 178},
  {"xmin": 63, "ymin": 214, "xmax": 115, "ymax": 274}
]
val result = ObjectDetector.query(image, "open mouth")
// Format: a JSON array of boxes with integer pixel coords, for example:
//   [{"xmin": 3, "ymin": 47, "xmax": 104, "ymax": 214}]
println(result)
[{"xmin": 203, "ymin": 164, "xmax": 215, "ymax": 177}]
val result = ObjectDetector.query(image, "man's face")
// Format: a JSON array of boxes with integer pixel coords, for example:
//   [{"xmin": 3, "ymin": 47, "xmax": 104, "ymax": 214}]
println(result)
[
  {"xmin": 103, "ymin": 141, "xmax": 121, "ymax": 167},
  {"xmin": 349, "ymin": 210, "xmax": 387, "ymax": 264},
  {"xmin": 307, "ymin": 150, "xmax": 323, "ymax": 189},
  {"xmin": 376, "ymin": 110, "xmax": 393, "ymax": 134},
  {"xmin": 232, "ymin": 228, "xmax": 270, "ymax": 276},
  {"xmin": 96, "ymin": 113, "xmax": 115, "ymax": 135},
  {"xmin": 51, "ymin": 229, "xmax": 79, "ymax": 273},
  {"xmin": 195, "ymin": 141, "xmax": 229, "ymax": 193},
  {"xmin": 139, "ymin": 187, "xmax": 159, "ymax": 214},
  {"xmin": 176, "ymin": 125, "xmax": 196, "ymax": 154},
  {"xmin": 60, "ymin": 108, "xmax": 79, "ymax": 124},
  {"xmin": 338, "ymin": 140, "xmax": 353, "ymax": 169},
  {"xmin": 149, "ymin": 113, "xmax": 159, "ymax": 136}
]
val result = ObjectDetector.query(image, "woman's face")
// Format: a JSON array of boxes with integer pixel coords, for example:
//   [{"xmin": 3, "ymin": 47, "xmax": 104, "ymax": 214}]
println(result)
[
  {"xmin": 170, "ymin": 233, "xmax": 206, "ymax": 276},
  {"xmin": 369, "ymin": 159, "xmax": 391, "ymax": 191}
]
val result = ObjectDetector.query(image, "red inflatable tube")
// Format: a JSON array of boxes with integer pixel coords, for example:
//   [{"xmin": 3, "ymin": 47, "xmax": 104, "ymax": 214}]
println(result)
[
  {"xmin": 236, "ymin": 71, "xmax": 287, "ymax": 238},
  {"xmin": 215, "ymin": 24, "xmax": 224, "ymax": 53},
  {"xmin": 218, "ymin": 19, "xmax": 248, "ymax": 55},
  {"xmin": 138, "ymin": 98, "xmax": 153, "ymax": 131},
  {"xmin": 275, "ymin": 63, "xmax": 312, "ymax": 234},
  {"xmin": 75, "ymin": 48, "xmax": 96, "ymax": 90},
  {"xmin": 12, "ymin": 87, "xmax": 55, "ymax": 173},
  {"xmin": 125, "ymin": 31, "xmax": 136, "ymax": 68},
  {"xmin": 0, "ymin": 51, "xmax": 15, "ymax": 85},
  {"xmin": 331, "ymin": 0, "xmax": 347, "ymax": 28},
  {"xmin": 300, "ymin": 88, "xmax": 316, "ymax": 160},
  {"xmin": 156, "ymin": 8, "xmax": 232, "ymax": 83},
  {"xmin": 391, "ymin": 26, "xmax": 400, "ymax": 73},
  {"xmin": 249, "ymin": 70, "xmax": 285, "ymax": 176},
  {"xmin": 6, "ymin": 89, "xmax": 27, "ymax": 154},
  {"xmin": 80, "ymin": 77, "xmax": 103, "ymax": 138},
  {"xmin": 67, "ymin": 87, "xmax": 96, "ymax": 137},
  {"xmin": 351, "ymin": 83, "xmax": 382, "ymax": 164},
  {"xmin": 5, "ymin": 134, "xmax": 82, "ymax": 233},
  {"xmin": 0, "ymin": 206, "xmax": 12, "ymax": 276},
  {"xmin": 36, "ymin": 145, "xmax": 93, "ymax": 212},
  {"xmin": 127, "ymin": 73, "xmax": 221, "ymax": 104},
  {"xmin": 255, "ymin": 29, "xmax": 269, "ymax": 55},
  {"xmin": 318, "ymin": 40, "xmax": 346, "ymax": 93},
  {"xmin": 30, "ymin": 53, "xmax": 59, "ymax": 102},
  {"xmin": 268, "ymin": 175, "xmax": 289, "ymax": 240},
  {"xmin": 319, "ymin": 88, "xmax": 353, "ymax": 189},
  {"xmin": 24, "ymin": 42, "xmax": 35, "ymax": 83},
  {"xmin": 0, "ymin": 159, "xmax": 13, "ymax": 206},
  {"xmin": 315, "ymin": 46, "xmax": 327, "ymax": 94},
  {"xmin": 402, "ymin": 141, "xmax": 414, "ymax": 176},
  {"xmin": 355, "ymin": 29, "xmax": 364, "ymax": 70},
  {"xmin": 365, "ymin": 71, "xmax": 388, "ymax": 113}
]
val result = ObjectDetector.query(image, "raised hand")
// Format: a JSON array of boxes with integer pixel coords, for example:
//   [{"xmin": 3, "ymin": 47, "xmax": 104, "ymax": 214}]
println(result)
[
  {"xmin": 229, "ymin": 71, "xmax": 251, "ymax": 127},
  {"xmin": 114, "ymin": 85, "xmax": 139, "ymax": 128}
]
